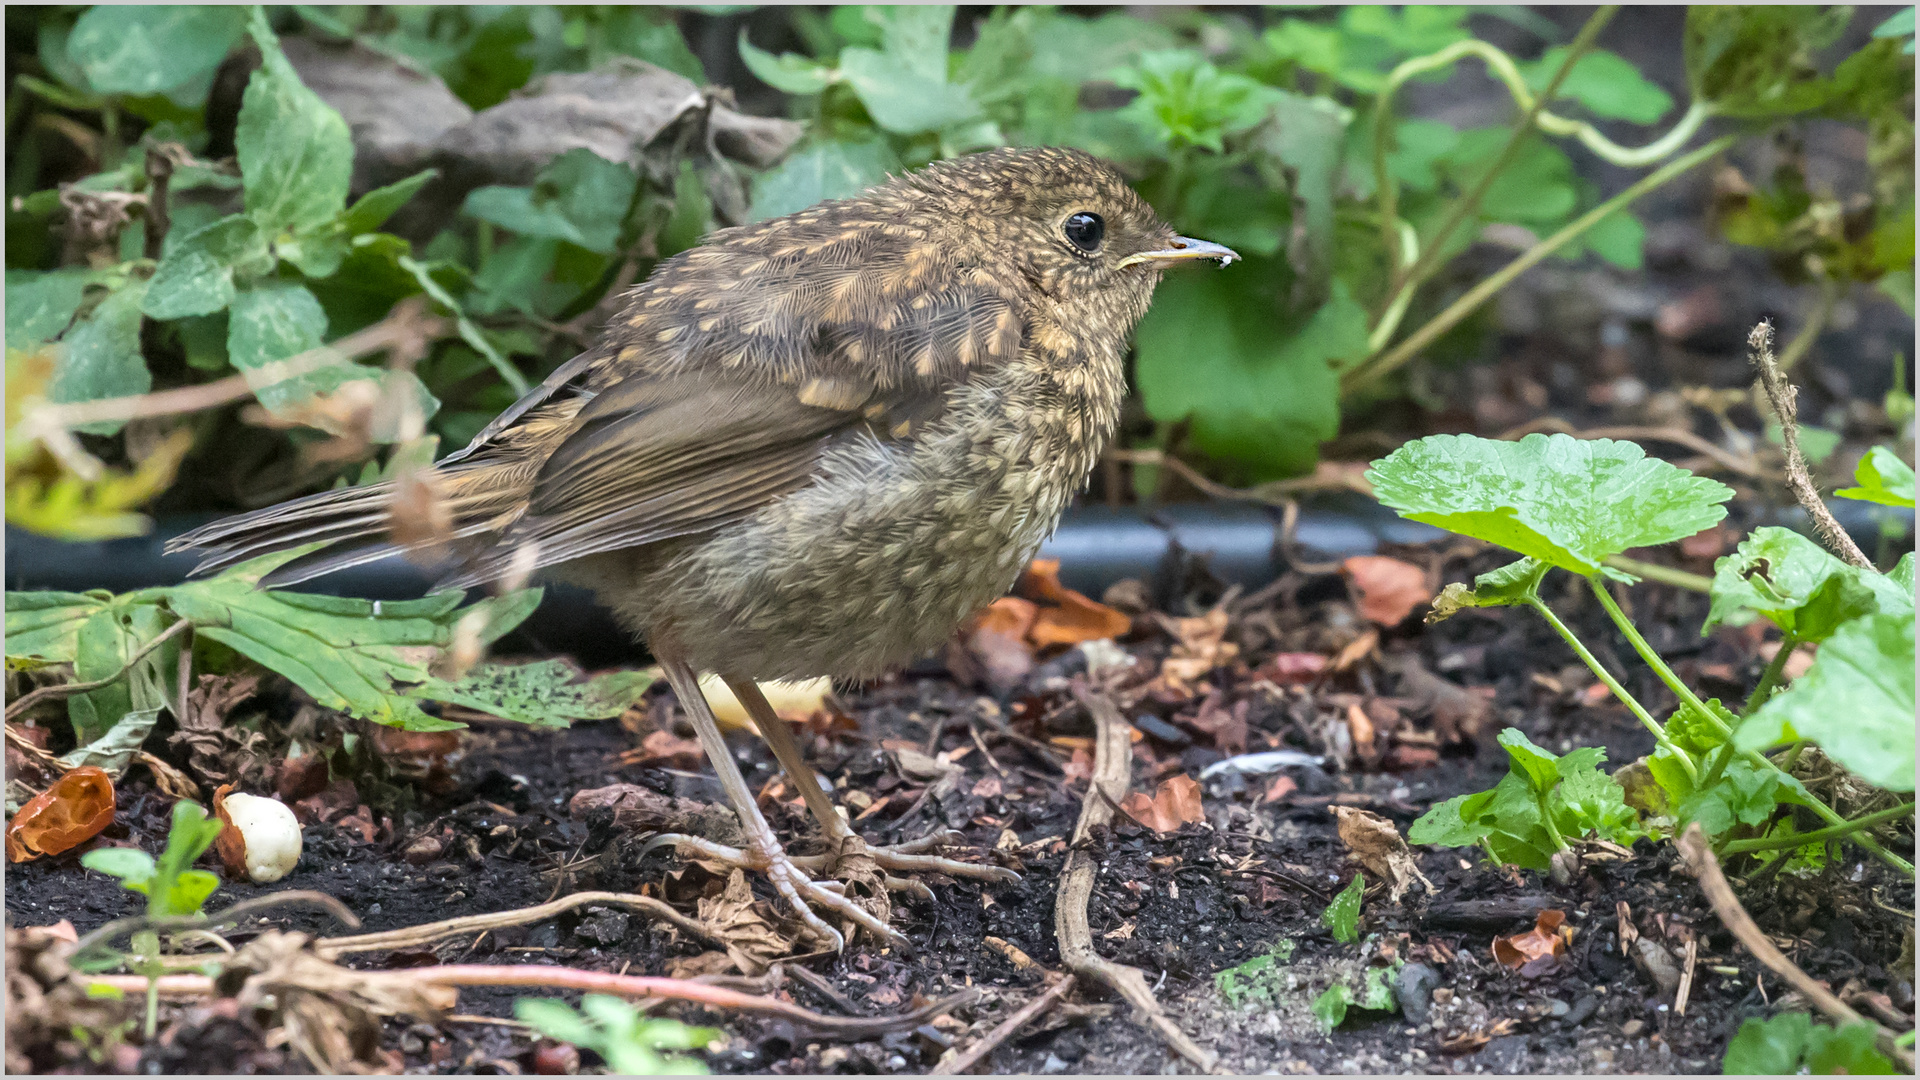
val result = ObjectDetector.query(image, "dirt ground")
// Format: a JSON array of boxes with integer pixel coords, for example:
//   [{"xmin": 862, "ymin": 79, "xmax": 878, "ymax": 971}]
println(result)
[{"xmin": 7, "ymin": 534, "xmax": 1913, "ymax": 1074}]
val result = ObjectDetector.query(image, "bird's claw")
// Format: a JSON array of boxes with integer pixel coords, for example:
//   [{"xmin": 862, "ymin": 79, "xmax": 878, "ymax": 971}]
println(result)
[{"xmin": 648, "ymin": 832, "xmax": 904, "ymax": 951}]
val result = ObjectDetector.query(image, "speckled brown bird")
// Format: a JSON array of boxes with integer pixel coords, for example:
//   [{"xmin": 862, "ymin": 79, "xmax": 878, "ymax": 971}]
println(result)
[{"xmin": 171, "ymin": 146, "xmax": 1237, "ymax": 949}]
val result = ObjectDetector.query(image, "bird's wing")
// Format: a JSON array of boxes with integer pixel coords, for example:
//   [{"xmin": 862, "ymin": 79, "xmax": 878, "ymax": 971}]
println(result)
[{"xmin": 437, "ymin": 209, "xmax": 1031, "ymax": 587}]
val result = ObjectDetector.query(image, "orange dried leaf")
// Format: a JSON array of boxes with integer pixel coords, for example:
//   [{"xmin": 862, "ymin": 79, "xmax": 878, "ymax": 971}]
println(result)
[
  {"xmin": 1119, "ymin": 774, "xmax": 1206, "ymax": 833},
  {"xmin": 636, "ymin": 729, "xmax": 706, "ymax": 769},
  {"xmin": 211, "ymin": 783, "xmax": 248, "ymax": 878},
  {"xmin": 1019, "ymin": 559, "xmax": 1132, "ymax": 646},
  {"xmin": 6, "ymin": 766, "xmax": 115, "ymax": 862},
  {"xmin": 1342, "ymin": 556, "xmax": 1433, "ymax": 626},
  {"xmin": 1492, "ymin": 909, "xmax": 1570, "ymax": 972}
]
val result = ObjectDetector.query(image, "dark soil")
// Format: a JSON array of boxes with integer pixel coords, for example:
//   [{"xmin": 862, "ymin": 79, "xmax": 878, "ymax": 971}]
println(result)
[{"xmin": 8, "ymin": 540, "xmax": 1913, "ymax": 1075}]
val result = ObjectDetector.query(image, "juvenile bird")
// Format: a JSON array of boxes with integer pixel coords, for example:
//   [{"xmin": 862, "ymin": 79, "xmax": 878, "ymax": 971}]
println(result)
[{"xmin": 171, "ymin": 147, "xmax": 1237, "ymax": 949}]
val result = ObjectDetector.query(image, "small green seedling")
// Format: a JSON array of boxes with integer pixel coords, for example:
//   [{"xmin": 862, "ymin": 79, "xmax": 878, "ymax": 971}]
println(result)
[
  {"xmin": 79, "ymin": 800, "xmax": 225, "ymax": 1037},
  {"xmin": 515, "ymin": 994, "xmax": 718, "ymax": 1076},
  {"xmin": 1215, "ymin": 939, "xmax": 1297, "ymax": 1009},
  {"xmin": 1721, "ymin": 1013, "xmax": 1895, "ymax": 1075},
  {"xmin": 1321, "ymin": 872, "xmax": 1365, "ymax": 944},
  {"xmin": 1311, "ymin": 962, "xmax": 1401, "ymax": 1031},
  {"xmin": 1370, "ymin": 432, "xmax": 1915, "ymax": 878}
]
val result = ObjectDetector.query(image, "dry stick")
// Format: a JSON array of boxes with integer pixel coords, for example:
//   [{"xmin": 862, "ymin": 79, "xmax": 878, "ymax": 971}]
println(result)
[
  {"xmin": 5, "ymin": 618, "xmax": 192, "ymax": 722},
  {"xmin": 1747, "ymin": 321, "xmax": 1874, "ymax": 569},
  {"xmin": 315, "ymin": 890, "xmax": 718, "ymax": 958},
  {"xmin": 932, "ymin": 974, "xmax": 1078, "ymax": 1076},
  {"xmin": 1059, "ymin": 682, "xmax": 1218, "ymax": 1074},
  {"xmin": 1675, "ymin": 824, "xmax": 1914, "ymax": 1071}
]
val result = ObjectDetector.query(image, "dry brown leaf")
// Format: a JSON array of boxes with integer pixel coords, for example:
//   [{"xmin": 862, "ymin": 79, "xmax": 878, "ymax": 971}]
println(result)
[
  {"xmin": 1258, "ymin": 652, "xmax": 1327, "ymax": 685},
  {"xmin": 967, "ymin": 596, "xmax": 1040, "ymax": 690},
  {"xmin": 1492, "ymin": 909, "xmax": 1571, "ymax": 976},
  {"xmin": 633, "ymin": 729, "xmax": 706, "ymax": 769},
  {"xmin": 1156, "ymin": 607, "xmax": 1239, "ymax": 689},
  {"xmin": 1331, "ymin": 806, "xmax": 1432, "ymax": 903},
  {"xmin": 169, "ymin": 673, "xmax": 267, "ymax": 788},
  {"xmin": 1262, "ymin": 774, "xmax": 1298, "ymax": 803},
  {"xmin": 1344, "ymin": 703, "xmax": 1377, "ymax": 759},
  {"xmin": 1118, "ymin": 774, "xmax": 1205, "ymax": 834},
  {"xmin": 6, "ymin": 766, "xmax": 114, "ymax": 862},
  {"xmin": 1329, "ymin": 628, "xmax": 1380, "ymax": 673},
  {"xmin": 226, "ymin": 930, "xmax": 455, "ymax": 1074},
  {"xmin": 663, "ymin": 951, "xmax": 740, "ymax": 980},
  {"xmin": 698, "ymin": 869, "xmax": 798, "ymax": 976},
  {"xmin": 1019, "ymin": 558, "xmax": 1132, "ymax": 646},
  {"xmin": 1342, "ymin": 556, "xmax": 1433, "ymax": 626}
]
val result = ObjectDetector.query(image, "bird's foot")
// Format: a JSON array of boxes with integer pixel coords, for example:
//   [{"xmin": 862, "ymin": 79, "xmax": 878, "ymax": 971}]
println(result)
[
  {"xmin": 646, "ymin": 832, "xmax": 900, "ymax": 951},
  {"xmin": 789, "ymin": 829, "xmax": 1022, "ymax": 885}
]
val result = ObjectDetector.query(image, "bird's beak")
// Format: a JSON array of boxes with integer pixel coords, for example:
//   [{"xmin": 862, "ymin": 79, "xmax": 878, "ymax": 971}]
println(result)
[{"xmin": 1118, "ymin": 236, "xmax": 1240, "ymax": 270}]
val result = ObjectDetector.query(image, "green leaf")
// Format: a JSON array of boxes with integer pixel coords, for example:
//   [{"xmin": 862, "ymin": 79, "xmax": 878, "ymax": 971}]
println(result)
[
  {"xmin": 1578, "ymin": 210, "xmax": 1646, "ymax": 271},
  {"xmin": 4, "ymin": 590, "xmax": 112, "ymax": 668},
  {"xmin": 150, "ymin": 800, "xmax": 224, "ymax": 918},
  {"xmin": 80, "ymin": 847, "xmax": 157, "ymax": 885},
  {"xmin": 1804, "ymin": 1020, "xmax": 1898, "ymax": 1075},
  {"xmin": 1738, "ymin": 611, "xmax": 1915, "ymax": 792},
  {"xmin": 1706, "ymin": 527, "xmax": 1912, "ymax": 643},
  {"xmin": 341, "ymin": 170, "xmax": 438, "ymax": 236},
  {"xmin": 749, "ymin": 139, "xmax": 900, "ymax": 222},
  {"xmin": 1446, "ymin": 129, "xmax": 1578, "ymax": 226},
  {"xmin": 1498, "ymin": 728, "xmax": 1561, "ymax": 795},
  {"xmin": 67, "ymin": 705, "xmax": 164, "ymax": 777},
  {"xmin": 1256, "ymin": 91, "xmax": 1351, "ymax": 278},
  {"xmin": 1137, "ymin": 269, "xmax": 1369, "ymax": 481},
  {"xmin": 238, "ymin": 9, "xmax": 354, "ymax": 235},
  {"xmin": 738, "ymin": 30, "xmax": 834, "ymax": 95},
  {"xmin": 1723, "ymin": 1013, "xmax": 1894, "ymax": 1076},
  {"xmin": 1873, "ymin": 7, "xmax": 1916, "ymax": 50},
  {"xmin": 228, "ymin": 283, "xmax": 372, "ymax": 415},
  {"xmin": 515, "ymin": 998, "xmax": 599, "ymax": 1046},
  {"xmin": 463, "ymin": 150, "xmax": 637, "ymax": 255},
  {"xmin": 51, "ymin": 280, "xmax": 152, "ymax": 435},
  {"xmin": 1527, "ymin": 47, "xmax": 1673, "ymax": 124},
  {"xmin": 1835, "ymin": 445, "xmax": 1916, "ymax": 508},
  {"xmin": 1552, "ymin": 746, "xmax": 1643, "ymax": 845},
  {"xmin": 143, "ymin": 216, "xmax": 268, "ymax": 320},
  {"xmin": 6, "ymin": 269, "xmax": 97, "ymax": 350},
  {"xmin": 66, "ymin": 5, "xmax": 245, "ymax": 98},
  {"xmin": 1684, "ymin": 6, "xmax": 1847, "ymax": 119},
  {"xmin": 411, "ymin": 661, "xmax": 652, "ymax": 728},
  {"xmin": 1312, "ymin": 984, "xmax": 1355, "ymax": 1031},
  {"xmin": 839, "ymin": 47, "xmax": 981, "ymax": 134},
  {"xmin": 1114, "ymin": 50, "xmax": 1282, "ymax": 153},
  {"xmin": 1320, "ymin": 872, "xmax": 1364, "ymax": 944},
  {"xmin": 67, "ymin": 600, "xmax": 175, "ymax": 748},
  {"xmin": 1366, "ymin": 433, "xmax": 1735, "ymax": 577}
]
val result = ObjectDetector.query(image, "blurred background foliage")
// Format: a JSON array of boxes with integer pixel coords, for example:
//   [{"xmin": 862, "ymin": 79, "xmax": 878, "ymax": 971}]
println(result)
[{"xmin": 4, "ymin": 4, "xmax": 1913, "ymax": 540}]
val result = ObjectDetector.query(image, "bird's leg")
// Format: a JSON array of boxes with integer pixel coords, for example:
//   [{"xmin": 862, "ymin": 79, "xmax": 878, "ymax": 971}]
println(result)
[
  {"xmin": 650, "ymin": 653, "xmax": 902, "ymax": 950},
  {"xmin": 721, "ymin": 675, "xmax": 1019, "ymax": 884}
]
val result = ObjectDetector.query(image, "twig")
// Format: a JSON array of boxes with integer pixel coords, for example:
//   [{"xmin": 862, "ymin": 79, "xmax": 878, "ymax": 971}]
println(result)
[
  {"xmin": 316, "ymin": 890, "xmax": 719, "ymax": 958},
  {"xmin": 71, "ymin": 891, "xmax": 361, "ymax": 966},
  {"xmin": 1496, "ymin": 417, "xmax": 1765, "ymax": 479},
  {"xmin": 932, "ymin": 975, "xmax": 1077, "ymax": 1075},
  {"xmin": 1747, "ymin": 321, "xmax": 1873, "ymax": 569},
  {"xmin": 1676, "ymin": 824, "xmax": 1913, "ymax": 1071},
  {"xmin": 5, "ymin": 618, "xmax": 192, "ymax": 722},
  {"xmin": 779, "ymin": 962, "xmax": 863, "ymax": 1016},
  {"xmin": 1674, "ymin": 938, "xmax": 1697, "ymax": 1016},
  {"xmin": 1059, "ymin": 681, "xmax": 1218, "ymax": 1073}
]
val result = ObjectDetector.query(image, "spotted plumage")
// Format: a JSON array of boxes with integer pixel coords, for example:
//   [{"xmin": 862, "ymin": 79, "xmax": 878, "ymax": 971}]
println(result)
[{"xmin": 170, "ymin": 146, "xmax": 1235, "ymax": 682}]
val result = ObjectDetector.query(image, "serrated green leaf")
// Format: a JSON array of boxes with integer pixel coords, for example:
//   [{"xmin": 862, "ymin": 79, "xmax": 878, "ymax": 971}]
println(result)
[
  {"xmin": 1738, "ymin": 611, "xmax": 1915, "ymax": 792},
  {"xmin": 749, "ymin": 139, "xmax": 900, "ymax": 222},
  {"xmin": 1499, "ymin": 728, "xmax": 1561, "ymax": 795},
  {"xmin": 1723, "ymin": 1012, "xmax": 1894, "ymax": 1076},
  {"xmin": 1115, "ymin": 50, "xmax": 1281, "ymax": 153},
  {"xmin": 1138, "ymin": 270, "xmax": 1369, "ymax": 481},
  {"xmin": 1528, "ymin": 47, "xmax": 1673, "ymax": 124},
  {"xmin": 1706, "ymin": 527, "xmax": 1912, "ymax": 642},
  {"xmin": 1804, "ymin": 1020, "xmax": 1897, "ymax": 1074},
  {"xmin": 4, "ymin": 590, "xmax": 113, "ymax": 667},
  {"xmin": 341, "ymin": 170, "xmax": 438, "ymax": 236},
  {"xmin": 1367, "ymin": 433, "xmax": 1734, "ymax": 577},
  {"xmin": 66, "ymin": 5, "xmax": 245, "ymax": 98},
  {"xmin": 151, "ymin": 800, "xmax": 223, "ymax": 918},
  {"xmin": 1578, "ymin": 209, "xmax": 1646, "ymax": 271},
  {"xmin": 738, "ymin": 29, "xmax": 835, "ymax": 95},
  {"xmin": 412, "ymin": 661, "xmax": 649, "ymax": 728},
  {"xmin": 143, "ymin": 216, "xmax": 267, "ymax": 320},
  {"xmin": 1321, "ymin": 872, "xmax": 1364, "ymax": 944},
  {"xmin": 51, "ymin": 280, "xmax": 152, "ymax": 435},
  {"xmin": 68, "ymin": 601, "xmax": 175, "ymax": 748},
  {"xmin": 1445, "ymin": 129, "xmax": 1578, "ymax": 225},
  {"xmin": 1835, "ymin": 445, "xmax": 1916, "ymax": 508},
  {"xmin": 238, "ymin": 9, "xmax": 354, "ymax": 235}
]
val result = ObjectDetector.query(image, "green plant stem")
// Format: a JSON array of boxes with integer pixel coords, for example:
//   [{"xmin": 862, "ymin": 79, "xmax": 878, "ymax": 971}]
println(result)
[
  {"xmin": 1777, "ymin": 276, "xmax": 1841, "ymax": 373},
  {"xmin": 1775, "ymin": 740, "xmax": 1808, "ymax": 774},
  {"xmin": 1603, "ymin": 555, "xmax": 1713, "ymax": 594},
  {"xmin": 1524, "ymin": 595, "xmax": 1696, "ymax": 781},
  {"xmin": 1697, "ymin": 743, "xmax": 1738, "ymax": 796},
  {"xmin": 1743, "ymin": 635, "xmax": 1801, "ymax": 715},
  {"xmin": 1347, "ymin": 133, "xmax": 1737, "ymax": 392},
  {"xmin": 1586, "ymin": 577, "xmax": 1914, "ymax": 876},
  {"xmin": 1721, "ymin": 802, "xmax": 1916, "ymax": 856},
  {"xmin": 1384, "ymin": 9, "xmax": 1615, "ymax": 301}
]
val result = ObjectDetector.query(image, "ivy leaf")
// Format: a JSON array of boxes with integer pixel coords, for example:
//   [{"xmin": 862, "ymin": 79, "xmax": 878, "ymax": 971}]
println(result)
[
  {"xmin": 1137, "ymin": 269, "xmax": 1369, "ymax": 481},
  {"xmin": 1527, "ymin": 47, "xmax": 1673, "ymax": 124},
  {"xmin": 411, "ymin": 660, "xmax": 654, "ymax": 728},
  {"xmin": 51, "ymin": 281, "xmax": 152, "ymax": 435},
  {"xmin": 1737, "ymin": 611, "xmax": 1915, "ymax": 792},
  {"xmin": 143, "ymin": 215, "xmax": 268, "ymax": 320},
  {"xmin": 1705, "ymin": 527, "xmax": 1911, "ymax": 642},
  {"xmin": 1835, "ymin": 446, "xmax": 1916, "ymax": 508},
  {"xmin": 1367, "ymin": 433, "xmax": 1734, "ymax": 578},
  {"xmin": 237, "ymin": 9, "xmax": 354, "ymax": 235},
  {"xmin": 66, "ymin": 5, "xmax": 245, "ymax": 98},
  {"xmin": 749, "ymin": 139, "xmax": 899, "ymax": 222},
  {"xmin": 737, "ymin": 30, "xmax": 835, "ymax": 94},
  {"xmin": 1320, "ymin": 873, "xmax": 1364, "ymax": 944}
]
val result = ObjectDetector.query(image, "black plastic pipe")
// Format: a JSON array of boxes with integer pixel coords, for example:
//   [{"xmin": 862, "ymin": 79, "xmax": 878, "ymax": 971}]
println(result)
[{"xmin": 6, "ymin": 497, "xmax": 1908, "ymax": 668}]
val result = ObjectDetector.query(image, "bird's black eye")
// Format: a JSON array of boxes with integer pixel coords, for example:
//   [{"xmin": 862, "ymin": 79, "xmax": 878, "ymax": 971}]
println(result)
[{"xmin": 1063, "ymin": 212, "xmax": 1104, "ymax": 253}]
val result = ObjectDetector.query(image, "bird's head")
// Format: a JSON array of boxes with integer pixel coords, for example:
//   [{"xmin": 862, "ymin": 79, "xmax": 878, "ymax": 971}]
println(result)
[{"xmin": 896, "ymin": 147, "xmax": 1237, "ymax": 308}]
